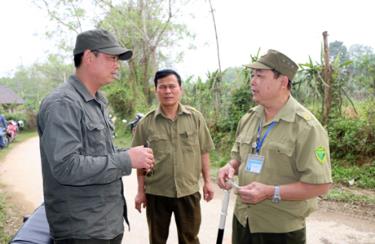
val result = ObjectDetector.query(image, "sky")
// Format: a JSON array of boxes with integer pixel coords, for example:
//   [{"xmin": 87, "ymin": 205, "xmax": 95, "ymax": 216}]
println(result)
[{"xmin": 1, "ymin": 0, "xmax": 375, "ymax": 79}]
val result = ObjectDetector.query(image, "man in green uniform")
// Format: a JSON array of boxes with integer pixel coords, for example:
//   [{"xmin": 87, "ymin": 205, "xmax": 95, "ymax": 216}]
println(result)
[
  {"xmin": 217, "ymin": 49, "xmax": 332, "ymax": 244},
  {"xmin": 131, "ymin": 69, "xmax": 215, "ymax": 244},
  {"xmin": 37, "ymin": 29, "xmax": 155, "ymax": 244}
]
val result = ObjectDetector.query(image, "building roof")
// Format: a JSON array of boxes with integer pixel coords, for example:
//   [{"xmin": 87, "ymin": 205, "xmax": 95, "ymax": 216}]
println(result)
[{"xmin": 0, "ymin": 84, "xmax": 25, "ymax": 104}]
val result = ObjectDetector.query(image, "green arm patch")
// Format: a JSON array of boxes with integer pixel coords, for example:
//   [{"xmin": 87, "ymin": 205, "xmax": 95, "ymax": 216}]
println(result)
[{"xmin": 315, "ymin": 146, "xmax": 327, "ymax": 164}]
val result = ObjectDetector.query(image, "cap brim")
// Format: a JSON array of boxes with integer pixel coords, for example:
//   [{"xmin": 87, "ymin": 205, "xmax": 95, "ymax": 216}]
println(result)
[
  {"xmin": 244, "ymin": 61, "xmax": 272, "ymax": 70},
  {"xmin": 100, "ymin": 47, "xmax": 133, "ymax": 60}
]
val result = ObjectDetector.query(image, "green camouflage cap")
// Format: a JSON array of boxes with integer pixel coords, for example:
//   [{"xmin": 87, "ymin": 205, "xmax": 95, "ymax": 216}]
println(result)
[
  {"xmin": 73, "ymin": 29, "xmax": 133, "ymax": 60},
  {"xmin": 247, "ymin": 49, "xmax": 298, "ymax": 80}
]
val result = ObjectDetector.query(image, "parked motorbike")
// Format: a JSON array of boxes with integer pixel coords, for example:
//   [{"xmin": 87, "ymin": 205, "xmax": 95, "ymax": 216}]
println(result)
[
  {"xmin": 17, "ymin": 120, "xmax": 25, "ymax": 130},
  {"xmin": 6, "ymin": 120, "xmax": 18, "ymax": 143},
  {"xmin": 9, "ymin": 204, "xmax": 52, "ymax": 244},
  {"xmin": 128, "ymin": 113, "xmax": 144, "ymax": 134}
]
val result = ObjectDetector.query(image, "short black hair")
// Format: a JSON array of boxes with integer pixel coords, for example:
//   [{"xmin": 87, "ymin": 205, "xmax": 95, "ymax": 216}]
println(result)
[
  {"xmin": 74, "ymin": 50, "xmax": 100, "ymax": 68},
  {"xmin": 272, "ymin": 69, "xmax": 292, "ymax": 90},
  {"xmin": 154, "ymin": 69, "xmax": 182, "ymax": 87},
  {"xmin": 74, "ymin": 53, "xmax": 84, "ymax": 68}
]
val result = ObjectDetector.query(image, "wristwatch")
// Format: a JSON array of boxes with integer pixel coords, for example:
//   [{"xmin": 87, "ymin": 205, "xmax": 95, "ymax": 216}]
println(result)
[{"xmin": 272, "ymin": 185, "xmax": 281, "ymax": 203}]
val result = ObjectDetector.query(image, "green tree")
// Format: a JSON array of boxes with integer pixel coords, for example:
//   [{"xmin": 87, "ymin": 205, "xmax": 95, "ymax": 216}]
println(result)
[
  {"xmin": 347, "ymin": 44, "xmax": 375, "ymax": 97},
  {"xmin": 35, "ymin": 0, "xmax": 192, "ymax": 111},
  {"xmin": 329, "ymin": 40, "xmax": 348, "ymax": 63},
  {"xmin": 0, "ymin": 54, "xmax": 72, "ymax": 110}
]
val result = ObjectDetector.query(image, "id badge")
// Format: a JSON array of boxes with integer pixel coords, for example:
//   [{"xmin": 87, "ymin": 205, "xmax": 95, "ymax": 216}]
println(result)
[{"xmin": 245, "ymin": 154, "xmax": 264, "ymax": 174}]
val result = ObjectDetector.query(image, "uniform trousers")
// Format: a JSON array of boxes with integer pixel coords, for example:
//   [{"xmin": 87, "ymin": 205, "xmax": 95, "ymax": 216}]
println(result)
[
  {"xmin": 146, "ymin": 192, "xmax": 201, "ymax": 244},
  {"xmin": 232, "ymin": 215, "xmax": 306, "ymax": 244}
]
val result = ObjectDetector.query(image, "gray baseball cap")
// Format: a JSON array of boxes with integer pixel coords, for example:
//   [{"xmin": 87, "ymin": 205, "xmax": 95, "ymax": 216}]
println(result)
[
  {"xmin": 246, "ymin": 49, "xmax": 298, "ymax": 80},
  {"xmin": 73, "ymin": 29, "xmax": 133, "ymax": 60}
]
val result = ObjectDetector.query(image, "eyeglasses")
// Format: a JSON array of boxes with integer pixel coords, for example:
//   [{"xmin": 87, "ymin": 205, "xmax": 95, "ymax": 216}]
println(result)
[{"xmin": 91, "ymin": 50, "xmax": 120, "ymax": 63}]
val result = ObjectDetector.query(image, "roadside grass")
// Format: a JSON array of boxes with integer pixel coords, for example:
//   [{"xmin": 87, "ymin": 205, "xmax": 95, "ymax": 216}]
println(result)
[
  {"xmin": 331, "ymin": 161, "xmax": 375, "ymax": 189},
  {"xmin": 0, "ymin": 130, "xmax": 37, "ymax": 242},
  {"xmin": 325, "ymin": 160, "xmax": 375, "ymax": 205},
  {"xmin": 323, "ymin": 186, "xmax": 375, "ymax": 205},
  {"xmin": 0, "ymin": 193, "xmax": 11, "ymax": 243}
]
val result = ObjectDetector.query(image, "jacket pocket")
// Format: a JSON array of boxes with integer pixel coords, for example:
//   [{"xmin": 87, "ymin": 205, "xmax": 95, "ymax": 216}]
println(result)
[{"xmin": 85, "ymin": 122, "xmax": 107, "ymax": 154}]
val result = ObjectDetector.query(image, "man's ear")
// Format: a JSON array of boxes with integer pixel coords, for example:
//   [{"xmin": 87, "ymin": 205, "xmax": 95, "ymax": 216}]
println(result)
[
  {"xmin": 82, "ymin": 50, "xmax": 92, "ymax": 64},
  {"xmin": 281, "ymin": 75, "xmax": 289, "ymax": 89}
]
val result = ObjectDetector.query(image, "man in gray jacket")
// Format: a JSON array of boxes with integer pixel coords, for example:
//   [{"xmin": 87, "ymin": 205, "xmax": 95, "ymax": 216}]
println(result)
[{"xmin": 37, "ymin": 29, "xmax": 155, "ymax": 244}]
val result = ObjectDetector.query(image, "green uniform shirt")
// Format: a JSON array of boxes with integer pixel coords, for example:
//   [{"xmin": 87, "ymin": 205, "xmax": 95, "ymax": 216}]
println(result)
[
  {"xmin": 232, "ymin": 96, "xmax": 332, "ymax": 233},
  {"xmin": 131, "ymin": 104, "xmax": 214, "ymax": 198}
]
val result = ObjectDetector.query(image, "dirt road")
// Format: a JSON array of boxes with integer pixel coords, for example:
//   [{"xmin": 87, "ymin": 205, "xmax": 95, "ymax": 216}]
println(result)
[{"xmin": 1, "ymin": 137, "xmax": 374, "ymax": 243}]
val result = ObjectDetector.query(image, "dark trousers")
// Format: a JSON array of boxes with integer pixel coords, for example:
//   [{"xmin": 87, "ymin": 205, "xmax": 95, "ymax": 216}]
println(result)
[
  {"xmin": 54, "ymin": 233, "xmax": 123, "ymax": 244},
  {"xmin": 146, "ymin": 192, "xmax": 201, "ymax": 244},
  {"xmin": 232, "ymin": 215, "xmax": 306, "ymax": 244}
]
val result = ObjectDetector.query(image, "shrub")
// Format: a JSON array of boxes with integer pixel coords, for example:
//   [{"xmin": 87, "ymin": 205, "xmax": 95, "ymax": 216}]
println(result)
[
  {"xmin": 4, "ymin": 109, "xmax": 37, "ymax": 131},
  {"xmin": 328, "ymin": 117, "xmax": 375, "ymax": 165},
  {"xmin": 332, "ymin": 161, "xmax": 375, "ymax": 188}
]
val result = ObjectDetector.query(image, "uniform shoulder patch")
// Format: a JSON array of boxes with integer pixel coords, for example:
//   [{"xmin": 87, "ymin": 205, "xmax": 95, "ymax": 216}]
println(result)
[
  {"xmin": 297, "ymin": 111, "xmax": 313, "ymax": 121},
  {"xmin": 315, "ymin": 146, "xmax": 327, "ymax": 164}
]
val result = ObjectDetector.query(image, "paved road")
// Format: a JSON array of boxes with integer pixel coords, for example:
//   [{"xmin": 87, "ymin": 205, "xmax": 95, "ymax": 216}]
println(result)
[{"xmin": 1, "ymin": 136, "xmax": 374, "ymax": 243}]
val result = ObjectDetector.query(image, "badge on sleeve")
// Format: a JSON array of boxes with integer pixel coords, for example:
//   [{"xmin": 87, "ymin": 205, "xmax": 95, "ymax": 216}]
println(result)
[{"xmin": 315, "ymin": 146, "xmax": 327, "ymax": 164}]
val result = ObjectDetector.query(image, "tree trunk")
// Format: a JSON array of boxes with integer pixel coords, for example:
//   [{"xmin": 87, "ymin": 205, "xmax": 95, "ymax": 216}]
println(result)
[
  {"xmin": 322, "ymin": 31, "xmax": 332, "ymax": 126},
  {"xmin": 208, "ymin": 0, "xmax": 222, "ymax": 116}
]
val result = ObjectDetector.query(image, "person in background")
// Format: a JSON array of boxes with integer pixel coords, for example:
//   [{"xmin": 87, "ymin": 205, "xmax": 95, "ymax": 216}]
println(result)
[
  {"xmin": 0, "ymin": 113, "xmax": 7, "ymax": 129},
  {"xmin": 132, "ymin": 69, "xmax": 215, "ymax": 244},
  {"xmin": 217, "ymin": 49, "xmax": 332, "ymax": 244},
  {"xmin": 37, "ymin": 29, "xmax": 155, "ymax": 244},
  {"xmin": 0, "ymin": 113, "xmax": 7, "ymax": 148}
]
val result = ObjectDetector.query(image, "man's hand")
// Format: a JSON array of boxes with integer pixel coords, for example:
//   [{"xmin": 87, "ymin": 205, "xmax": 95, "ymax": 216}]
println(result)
[
  {"xmin": 203, "ymin": 181, "xmax": 214, "ymax": 202},
  {"xmin": 237, "ymin": 181, "xmax": 273, "ymax": 204},
  {"xmin": 128, "ymin": 146, "xmax": 154, "ymax": 170},
  {"xmin": 135, "ymin": 191, "xmax": 147, "ymax": 213},
  {"xmin": 217, "ymin": 163, "xmax": 235, "ymax": 190}
]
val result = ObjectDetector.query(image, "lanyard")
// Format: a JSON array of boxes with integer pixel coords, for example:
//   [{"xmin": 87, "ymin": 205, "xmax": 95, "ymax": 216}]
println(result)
[{"xmin": 256, "ymin": 120, "xmax": 277, "ymax": 154}]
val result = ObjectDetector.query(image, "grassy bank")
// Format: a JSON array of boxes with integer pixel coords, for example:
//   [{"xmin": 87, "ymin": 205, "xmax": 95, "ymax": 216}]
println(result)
[
  {"xmin": 0, "ymin": 193, "xmax": 10, "ymax": 243},
  {"xmin": 0, "ymin": 130, "xmax": 37, "ymax": 242}
]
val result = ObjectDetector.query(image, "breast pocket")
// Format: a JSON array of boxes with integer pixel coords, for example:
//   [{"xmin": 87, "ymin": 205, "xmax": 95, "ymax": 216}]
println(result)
[
  {"xmin": 85, "ymin": 122, "xmax": 107, "ymax": 155},
  {"xmin": 179, "ymin": 130, "xmax": 198, "ymax": 151},
  {"xmin": 235, "ymin": 136, "xmax": 253, "ymax": 163},
  {"xmin": 149, "ymin": 134, "xmax": 169, "ymax": 162},
  {"xmin": 266, "ymin": 141, "xmax": 295, "ymax": 177}
]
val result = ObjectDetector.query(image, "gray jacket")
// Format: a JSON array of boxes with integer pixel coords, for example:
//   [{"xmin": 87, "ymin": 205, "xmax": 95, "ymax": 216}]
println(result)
[{"xmin": 37, "ymin": 75, "xmax": 132, "ymax": 239}]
